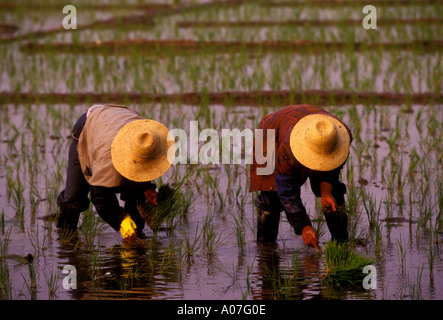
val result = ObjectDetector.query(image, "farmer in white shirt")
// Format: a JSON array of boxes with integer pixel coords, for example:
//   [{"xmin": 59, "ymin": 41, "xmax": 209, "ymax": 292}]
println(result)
[{"xmin": 57, "ymin": 105, "xmax": 174, "ymax": 242}]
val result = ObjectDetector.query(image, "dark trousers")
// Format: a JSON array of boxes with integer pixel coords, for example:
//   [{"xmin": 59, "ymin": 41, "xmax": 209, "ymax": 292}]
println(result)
[
  {"xmin": 255, "ymin": 182, "xmax": 348, "ymax": 242},
  {"xmin": 57, "ymin": 113, "xmax": 151, "ymax": 232}
]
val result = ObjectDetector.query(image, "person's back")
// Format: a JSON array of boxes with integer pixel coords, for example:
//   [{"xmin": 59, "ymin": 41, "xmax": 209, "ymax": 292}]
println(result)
[{"xmin": 249, "ymin": 105, "xmax": 352, "ymax": 247}]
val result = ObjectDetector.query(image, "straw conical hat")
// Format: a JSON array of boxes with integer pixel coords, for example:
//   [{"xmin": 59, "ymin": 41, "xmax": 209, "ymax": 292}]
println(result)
[
  {"xmin": 290, "ymin": 114, "xmax": 350, "ymax": 171},
  {"xmin": 111, "ymin": 119, "xmax": 175, "ymax": 182}
]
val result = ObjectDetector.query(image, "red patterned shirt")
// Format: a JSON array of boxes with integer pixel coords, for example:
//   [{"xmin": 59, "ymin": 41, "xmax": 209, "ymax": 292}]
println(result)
[{"xmin": 249, "ymin": 105, "xmax": 353, "ymax": 192}]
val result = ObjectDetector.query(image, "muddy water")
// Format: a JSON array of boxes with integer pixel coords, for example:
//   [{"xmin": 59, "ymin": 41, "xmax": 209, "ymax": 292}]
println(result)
[{"xmin": 0, "ymin": 102, "xmax": 441, "ymax": 300}]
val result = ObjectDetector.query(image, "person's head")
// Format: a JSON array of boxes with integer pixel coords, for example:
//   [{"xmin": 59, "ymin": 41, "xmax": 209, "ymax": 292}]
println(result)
[
  {"xmin": 290, "ymin": 114, "xmax": 351, "ymax": 171},
  {"xmin": 111, "ymin": 119, "xmax": 175, "ymax": 182}
]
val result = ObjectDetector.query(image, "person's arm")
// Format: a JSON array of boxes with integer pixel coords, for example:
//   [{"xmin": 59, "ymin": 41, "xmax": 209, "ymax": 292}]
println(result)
[
  {"xmin": 309, "ymin": 165, "xmax": 343, "ymax": 213},
  {"xmin": 320, "ymin": 181, "xmax": 337, "ymax": 213}
]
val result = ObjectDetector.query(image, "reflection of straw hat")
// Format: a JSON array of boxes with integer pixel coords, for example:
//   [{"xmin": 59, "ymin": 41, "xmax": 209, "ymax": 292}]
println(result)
[
  {"xmin": 290, "ymin": 114, "xmax": 350, "ymax": 171},
  {"xmin": 111, "ymin": 119, "xmax": 175, "ymax": 182}
]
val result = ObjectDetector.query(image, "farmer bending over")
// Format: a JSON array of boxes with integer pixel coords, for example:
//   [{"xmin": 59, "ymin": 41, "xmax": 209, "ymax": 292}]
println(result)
[
  {"xmin": 250, "ymin": 105, "xmax": 352, "ymax": 248},
  {"xmin": 57, "ymin": 104, "xmax": 174, "ymax": 242}
]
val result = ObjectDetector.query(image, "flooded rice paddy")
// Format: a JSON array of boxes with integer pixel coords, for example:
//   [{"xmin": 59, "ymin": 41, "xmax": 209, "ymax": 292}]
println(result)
[{"xmin": 0, "ymin": 0, "xmax": 442, "ymax": 301}]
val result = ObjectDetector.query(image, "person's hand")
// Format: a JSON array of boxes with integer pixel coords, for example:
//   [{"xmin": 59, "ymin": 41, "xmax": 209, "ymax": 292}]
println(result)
[
  {"xmin": 144, "ymin": 189, "xmax": 158, "ymax": 205},
  {"xmin": 302, "ymin": 225, "xmax": 319, "ymax": 249},
  {"xmin": 120, "ymin": 215, "xmax": 138, "ymax": 241},
  {"xmin": 320, "ymin": 182, "xmax": 337, "ymax": 214},
  {"xmin": 321, "ymin": 193, "xmax": 337, "ymax": 214}
]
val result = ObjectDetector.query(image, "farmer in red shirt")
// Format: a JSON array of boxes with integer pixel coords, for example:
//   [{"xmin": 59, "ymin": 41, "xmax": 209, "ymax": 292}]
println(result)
[{"xmin": 250, "ymin": 105, "xmax": 352, "ymax": 248}]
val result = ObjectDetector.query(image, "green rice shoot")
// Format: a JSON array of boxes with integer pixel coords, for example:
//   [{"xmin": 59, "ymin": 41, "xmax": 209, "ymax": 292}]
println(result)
[
  {"xmin": 322, "ymin": 240, "xmax": 374, "ymax": 286},
  {"xmin": 137, "ymin": 183, "xmax": 184, "ymax": 233}
]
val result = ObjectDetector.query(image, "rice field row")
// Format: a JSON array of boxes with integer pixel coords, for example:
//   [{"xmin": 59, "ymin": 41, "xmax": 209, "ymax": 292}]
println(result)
[{"xmin": 1, "ymin": 90, "xmax": 442, "ymax": 107}]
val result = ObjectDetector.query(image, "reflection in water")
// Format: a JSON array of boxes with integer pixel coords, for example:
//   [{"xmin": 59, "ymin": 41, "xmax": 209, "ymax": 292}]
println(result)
[
  {"xmin": 1, "ymin": 218, "xmax": 420, "ymax": 300},
  {"xmin": 56, "ymin": 232, "xmax": 185, "ymax": 300},
  {"xmin": 252, "ymin": 242, "xmax": 281, "ymax": 299},
  {"xmin": 252, "ymin": 242, "xmax": 323, "ymax": 300},
  {"xmin": 250, "ymin": 242, "xmax": 376, "ymax": 300},
  {"xmin": 56, "ymin": 231, "xmax": 377, "ymax": 300}
]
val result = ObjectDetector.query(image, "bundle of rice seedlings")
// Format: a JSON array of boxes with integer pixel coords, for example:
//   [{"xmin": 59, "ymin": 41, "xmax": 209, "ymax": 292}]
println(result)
[
  {"xmin": 137, "ymin": 183, "xmax": 183, "ymax": 232},
  {"xmin": 322, "ymin": 240, "xmax": 374, "ymax": 286}
]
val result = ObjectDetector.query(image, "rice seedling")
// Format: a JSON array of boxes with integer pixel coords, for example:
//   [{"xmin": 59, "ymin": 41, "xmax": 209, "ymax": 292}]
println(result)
[
  {"xmin": 202, "ymin": 212, "xmax": 226, "ymax": 257},
  {"xmin": 114, "ymin": 272, "xmax": 130, "ymax": 299},
  {"xmin": 156, "ymin": 238, "xmax": 180, "ymax": 275},
  {"xmin": 243, "ymin": 257, "xmax": 256, "ymax": 299},
  {"xmin": 138, "ymin": 183, "xmax": 188, "ymax": 232},
  {"xmin": 373, "ymin": 220, "xmax": 385, "ymax": 256},
  {"xmin": 0, "ymin": 211, "xmax": 5, "ymax": 234},
  {"xmin": 6, "ymin": 164, "xmax": 25, "ymax": 217},
  {"xmin": 408, "ymin": 266, "xmax": 424, "ymax": 300},
  {"xmin": 215, "ymin": 259, "xmax": 241, "ymax": 289},
  {"xmin": 58, "ymin": 227, "xmax": 80, "ymax": 249},
  {"xmin": 27, "ymin": 226, "xmax": 48, "ymax": 254},
  {"xmin": 0, "ymin": 256, "xmax": 12, "ymax": 300},
  {"xmin": 29, "ymin": 183, "xmax": 41, "ymax": 217},
  {"xmin": 322, "ymin": 241, "xmax": 374, "ymax": 287},
  {"xmin": 44, "ymin": 163, "xmax": 65, "ymax": 216},
  {"xmin": 341, "ymin": 205, "xmax": 365, "ymax": 246},
  {"xmin": 44, "ymin": 267, "xmax": 60, "ymax": 299},
  {"xmin": 180, "ymin": 223, "xmax": 202, "ymax": 261},
  {"xmin": 235, "ymin": 184, "xmax": 248, "ymax": 213},
  {"xmin": 0, "ymin": 228, "xmax": 12, "ymax": 300},
  {"xmin": 233, "ymin": 211, "xmax": 246, "ymax": 255},
  {"xmin": 415, "ymin": 186, "xmax": 437, "ymax": 235},
  {"xmin": 426, "ymin": 242, "xmax": 437, "ymax": 273},
  {"xmin": 216, "ymin": 190, "xmax": 226, "ymax": 214},
  {"xmin": 360, "ymin": 190, "xmax": 382, "ymax": 229},
  {"xmin": 91, "ymin": 240, "xmax": 104, "ymax": 278},
  {"xmin": 396, "ymin": 236, "xmax": 407, "ymax": 273},
  {"xmin": 289, "ymin": 251, "xmax": 301, "ymax": 280},
  {"xmin": 311, "ymin": 208, "xmax": 326, "ymax": 241},
  {"xmin": 20, "ymin": 254, "xmax": 37, "ymax": 300},
  {"xmin": 262, "ymin": 260, "xmax": 300, "ymax": 300}
]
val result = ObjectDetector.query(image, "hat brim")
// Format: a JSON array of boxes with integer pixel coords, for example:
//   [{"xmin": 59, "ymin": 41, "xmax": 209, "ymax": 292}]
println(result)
[
  {"xmin": 290, "ymin": 114, "xmax": 350, "ymax": 172},
  {"xmin": 111, "ymin": 119, "xmax": 175, "ymax": 182}
]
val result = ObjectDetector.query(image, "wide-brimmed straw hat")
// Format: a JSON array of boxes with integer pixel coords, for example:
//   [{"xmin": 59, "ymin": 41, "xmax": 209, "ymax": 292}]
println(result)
[
  {"xmin": 111, "ymin": 119, "xmax": 175, "ymax": 182},
  {"xmin": 290, "ymin": 114, "xmax": 350, "ymax": 171}
]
